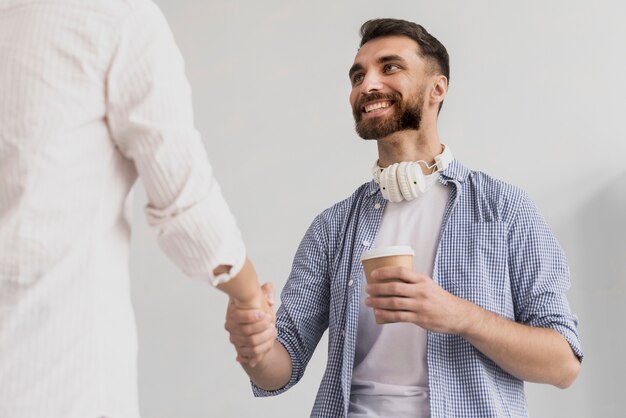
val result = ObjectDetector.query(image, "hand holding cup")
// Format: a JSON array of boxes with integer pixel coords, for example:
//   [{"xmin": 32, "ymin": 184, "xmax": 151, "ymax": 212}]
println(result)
[{"xmin": 360, "ymin": 246, "xmax": 414, "ymax": 323}]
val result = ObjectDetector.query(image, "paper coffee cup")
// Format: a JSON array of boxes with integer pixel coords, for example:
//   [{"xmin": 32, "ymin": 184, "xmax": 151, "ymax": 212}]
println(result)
[{"xmin": 360, "ymin": 245, "xmax": 414, "ymax": 285}]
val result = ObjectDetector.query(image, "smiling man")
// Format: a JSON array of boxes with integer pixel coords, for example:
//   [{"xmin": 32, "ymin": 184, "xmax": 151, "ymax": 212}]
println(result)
[{"xmin": 225, "ymin": 19, "xmax": 583, "ymax": 417}]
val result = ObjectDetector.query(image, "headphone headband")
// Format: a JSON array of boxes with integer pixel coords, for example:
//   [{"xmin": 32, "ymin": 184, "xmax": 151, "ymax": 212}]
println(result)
[{"xmin": 435, "ymin": 144, "xmax": 454, "ymax": 171}]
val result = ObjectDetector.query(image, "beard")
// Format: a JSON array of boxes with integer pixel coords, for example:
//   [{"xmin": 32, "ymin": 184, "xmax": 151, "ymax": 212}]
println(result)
[{"xmin": 352, "ymin": 91, "xmax": 424, "ymax": 140}]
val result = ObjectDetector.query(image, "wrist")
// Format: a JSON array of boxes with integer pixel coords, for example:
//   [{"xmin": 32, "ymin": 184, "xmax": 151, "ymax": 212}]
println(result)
[
  {"xmin": 232, "ymin": 286, "xmax": 264, "ymax": 309},
  {"xmin": 454, "ymin": 298, "xmax": 482, "ymax": 336}
]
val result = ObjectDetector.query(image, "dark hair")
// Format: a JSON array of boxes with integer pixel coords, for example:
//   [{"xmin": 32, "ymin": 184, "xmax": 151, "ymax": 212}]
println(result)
[{"xmin": 360, "ymin": 19, "xmax": 450, "ymax": 85}]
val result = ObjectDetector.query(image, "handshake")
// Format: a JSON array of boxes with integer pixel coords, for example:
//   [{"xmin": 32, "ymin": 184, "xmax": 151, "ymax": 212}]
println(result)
[
  {"xmin": 215, "ymin": 257, "xmax": 280, "ymax": 370},
  {"xmin": 225, "ymin": 281, "xmax": 277, "ymax": 368}
]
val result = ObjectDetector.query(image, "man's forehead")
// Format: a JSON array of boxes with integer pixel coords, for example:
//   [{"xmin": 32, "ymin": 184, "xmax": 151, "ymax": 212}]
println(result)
[{"xmin": 353, "ymin": 35, "xmax": 421, "ymax": 63}]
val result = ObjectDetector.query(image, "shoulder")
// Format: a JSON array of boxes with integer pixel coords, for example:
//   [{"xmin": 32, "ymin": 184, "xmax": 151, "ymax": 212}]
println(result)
[
  {"xmin": 315, "ymin": 182, "xmax": 373, "ymax": 227},
  {"xmin": 58, "ymin": 0, "xmax": 165, "ymax": 25},
  {"xmin": 445, "ymin": 160, "xmax": 532, "ymax": 224},
  {"xmin": 467, "ymin": 169, "xmax": 527, "ymax": 202},
  {"xmin": 6, "ymin": 0, "xmax": 165, "ymax": 26},
  {"xmin": 294, "ymin": 182, "xmax": 372, "ymax": 256}
]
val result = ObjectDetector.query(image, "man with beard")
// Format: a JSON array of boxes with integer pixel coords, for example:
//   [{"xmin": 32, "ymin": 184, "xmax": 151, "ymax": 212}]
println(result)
[{"xmin": 225, "ymin": 19, "xmax": 582, "ymax": 417}]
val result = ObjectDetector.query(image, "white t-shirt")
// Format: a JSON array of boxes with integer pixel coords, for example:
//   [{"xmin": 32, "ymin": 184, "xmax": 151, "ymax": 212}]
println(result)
[{"xmin": 349, "ymin": 174, "xmax": 450, "ymax": 418}]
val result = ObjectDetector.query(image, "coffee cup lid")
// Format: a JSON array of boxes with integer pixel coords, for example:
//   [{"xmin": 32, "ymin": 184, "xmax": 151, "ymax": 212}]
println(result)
[{"xmin": 360, "ymin": 245, "xmax": 415, "ymax": 261}]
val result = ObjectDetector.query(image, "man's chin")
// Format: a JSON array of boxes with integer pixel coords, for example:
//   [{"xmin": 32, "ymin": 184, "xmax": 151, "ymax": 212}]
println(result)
[
  {"xmin": 355, "ymin": 122, "xmax": 396, "ymax": 140},
  {"xmin": 355, "ymin": 129, "xmax": 383, "ymax": 140}
]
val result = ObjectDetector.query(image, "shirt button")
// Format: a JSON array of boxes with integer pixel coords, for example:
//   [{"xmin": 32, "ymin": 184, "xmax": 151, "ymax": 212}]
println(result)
[
  {"xmin": 362, "ymin": 240, "xmax": 370, "ymax": 247},
  {"xmin": 374, "ymin": 203, "xmax": 381, "ymax": 209},
  {"xmin": 348, "ymin": 279, "xmax": 354, "ymax": 286}
]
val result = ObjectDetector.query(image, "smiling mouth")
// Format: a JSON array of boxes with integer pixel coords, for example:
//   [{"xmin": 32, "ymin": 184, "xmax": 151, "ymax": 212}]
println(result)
[{"xmin": 362, "ymin": 100, "xmax": 394, "ymax": 114}]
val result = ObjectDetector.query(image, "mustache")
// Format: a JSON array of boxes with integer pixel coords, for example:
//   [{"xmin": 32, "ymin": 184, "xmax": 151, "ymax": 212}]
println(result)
[{"xmin": 355, "ymin": 92, "xmax": 401, "ymax": 111}]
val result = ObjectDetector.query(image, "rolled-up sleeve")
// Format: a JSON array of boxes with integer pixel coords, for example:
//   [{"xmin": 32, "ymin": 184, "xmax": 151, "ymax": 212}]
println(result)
[
  {"xmin": 105, "ymin": 1, "xmax": 245, "ymax": 285},
  {"xmin": 252, "ymin": 214, "xmax": 331, "ymax": 396},
  {"xmin": 508, "ymin": 194, "xmax": 583, "ymax": 360}
]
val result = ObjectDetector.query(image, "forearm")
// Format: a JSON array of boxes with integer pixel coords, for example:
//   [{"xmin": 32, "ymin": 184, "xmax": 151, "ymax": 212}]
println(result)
[
  {"xmin": 458, "ymin": 301, "xmax": 580, "ymax": 388},
  {"xmin": 242, "ymin": 340, "xmax": 292, "ymax": 391},
  {"xmin": 216, "ymin": 258, "xmax": 263, "ymax": 308}
]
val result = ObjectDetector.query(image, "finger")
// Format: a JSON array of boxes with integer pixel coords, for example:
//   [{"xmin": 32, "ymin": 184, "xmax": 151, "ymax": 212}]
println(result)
[
  {"xmin": 225, "ymin": 316, "xmax": 274, "ymax": 336},
  {"xmin": 236, "ymin": 352, "xmax": 260, "ymax": 365},
  {"xmin": 229, "ymin": 325, "xmax": 276, "ymax": 348},
  {"xmin": 248, "ymin": 349, "xmax": 271, "ymax": 366},
  {"xmin": 371, "ymin": 266, "xmax": 422, "ymax": 283},
  {"xmin": 233, "ymin": 330, "xmax": 277, "ymax": 361},
  {"xmin": 261, "ymin": 282, "xmax": 275, "ymax": 306},
  {"xmin": 246, "ymin": 337, "xmax": 277, "ymax": 367},
  {"xmin": 247, "ymin": 354, "xmax": 264, "ymax": 367},
  {"xmin": 365, "ymin": 281, "xmax": 414, "ymax": 297},
  {"xmin": 227, "ymin": 307, "xmax": 270, "ymax": 325},
  {"xmin": 236, "ymin": 353, "xmax": 259, "ymax": 366},
  {"xmin": 366, "ymin": 296, "xmax": 415, "ymax": 311},
  {"xmin": 236, "ymin": 354, "xmax": 249, "ymax": 364},
  {"xmin": 373, "ymin": 308, "xmax": 417, "ymax": 324}
]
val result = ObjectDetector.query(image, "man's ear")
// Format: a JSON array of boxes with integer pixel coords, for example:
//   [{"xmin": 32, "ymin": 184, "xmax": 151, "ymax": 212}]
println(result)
[{"xmin": 430, "ymin": 75, "xmax": 448, "ymax": 107}]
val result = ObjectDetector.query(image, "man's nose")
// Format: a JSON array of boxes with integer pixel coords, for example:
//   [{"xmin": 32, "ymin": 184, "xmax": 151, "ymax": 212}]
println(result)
[{"xmin": 361, "ymin": 72, "xmax": 383, "ymax": 94}]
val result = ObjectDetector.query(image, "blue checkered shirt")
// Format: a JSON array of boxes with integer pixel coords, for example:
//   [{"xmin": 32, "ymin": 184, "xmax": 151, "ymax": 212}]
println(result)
[{"xmin": 252, "ymin": 160, "xmax": 583, "ymax": 417}]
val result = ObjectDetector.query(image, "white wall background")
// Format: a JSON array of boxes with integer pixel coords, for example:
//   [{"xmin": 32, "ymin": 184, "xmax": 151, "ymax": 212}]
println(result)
[{"xmin": 129, "ymin": 1, "xmax": 626, "ymax": 417}]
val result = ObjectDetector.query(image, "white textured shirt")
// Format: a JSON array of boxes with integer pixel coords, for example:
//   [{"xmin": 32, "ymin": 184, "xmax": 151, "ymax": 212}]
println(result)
[{"xmin": 0, "ymin": 1, "xmax": 246, "ymax": 416}]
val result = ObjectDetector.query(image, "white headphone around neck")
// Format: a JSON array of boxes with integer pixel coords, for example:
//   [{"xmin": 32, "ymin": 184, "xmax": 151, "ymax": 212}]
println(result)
[{"xmin": 372, "ymin": 144, "xmax": 454, "ymax": 203}]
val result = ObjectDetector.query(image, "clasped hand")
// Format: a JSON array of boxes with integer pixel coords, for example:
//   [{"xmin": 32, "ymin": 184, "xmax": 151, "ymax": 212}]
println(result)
[
  {"xmin": 225, "ymin": 283, "xmax": 277, "ymax": 367},
  {"xmin": 365, "ymin": 266, "xmax": 472, "ymax": 334}
]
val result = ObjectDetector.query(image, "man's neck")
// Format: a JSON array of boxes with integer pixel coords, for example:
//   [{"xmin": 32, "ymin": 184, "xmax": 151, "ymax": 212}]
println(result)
[{"xmin": 376, "ymin": 128, "xmax": 443, "ymax": 171}]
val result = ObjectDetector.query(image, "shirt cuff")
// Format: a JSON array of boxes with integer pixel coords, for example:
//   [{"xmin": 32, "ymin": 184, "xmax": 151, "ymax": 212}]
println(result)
[
  {"xmin": 209, "ymin": 248, "xmax": 246, "ymax": 286},
  {"xmin": 144, "ymin": 184, "xmax": 246, "ymax": 286}
]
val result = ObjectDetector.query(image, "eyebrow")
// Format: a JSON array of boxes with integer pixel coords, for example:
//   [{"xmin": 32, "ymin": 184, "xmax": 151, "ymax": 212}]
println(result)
[
  {"xmin": 378, "ymin": 54, "xmax": 406, "ymax": 65},
  {"xmin": 348, "ymin": 63, "xmax": 364, "ymax": 79},
  {"xmin": 348, "ymin": 54, "xmax": 408, "ymax": 79}
]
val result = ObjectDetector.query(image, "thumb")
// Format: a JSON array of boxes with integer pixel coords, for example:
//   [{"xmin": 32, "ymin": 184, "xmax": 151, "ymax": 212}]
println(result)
[{"xmin": 260, "ymin": 282, "xmax": 275, "ymax": 306}]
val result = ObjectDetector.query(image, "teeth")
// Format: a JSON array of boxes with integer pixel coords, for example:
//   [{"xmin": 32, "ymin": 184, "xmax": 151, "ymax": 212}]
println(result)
[{"xmin": 364, "ymin": 101, "xmax": 392, "ymax": 113}]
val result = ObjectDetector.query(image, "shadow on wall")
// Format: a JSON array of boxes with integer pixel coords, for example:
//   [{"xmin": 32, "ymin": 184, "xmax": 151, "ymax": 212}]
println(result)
[{"xmin": 567, "ymin": 170, "xmax": 626, "ymax": 417}]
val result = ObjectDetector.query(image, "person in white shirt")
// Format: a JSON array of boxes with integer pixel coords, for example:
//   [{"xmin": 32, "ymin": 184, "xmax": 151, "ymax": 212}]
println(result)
[{"xmin": 0, "ymin": 0, "xmax": 272, "ymax": 417}]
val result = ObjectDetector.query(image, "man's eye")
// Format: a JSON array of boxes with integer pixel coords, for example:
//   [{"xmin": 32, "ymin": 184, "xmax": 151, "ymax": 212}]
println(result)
[
  {"xmin": 383, "ymin": 64, "xmax": 399, "ymax": 72},
  {"xmin": 352, "ymin": 74, "xmax": 364, "ymax": 84}
]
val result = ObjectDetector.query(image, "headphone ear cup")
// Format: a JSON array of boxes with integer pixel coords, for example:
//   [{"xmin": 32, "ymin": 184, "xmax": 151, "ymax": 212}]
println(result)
[
  {"xmin": 381, "ymin": 163, "xmax": 402, "ymax": 202},
  {"xmin": 396, "ymin": 162, "xmax": 413, "ymax": 201},
  {"xmin": 406, "ymin": 163, "xmax": 426, "ymax": 198},
  {"xmin": 378, "ymin": 164, "xmax": 392, "ymax": 201}
]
